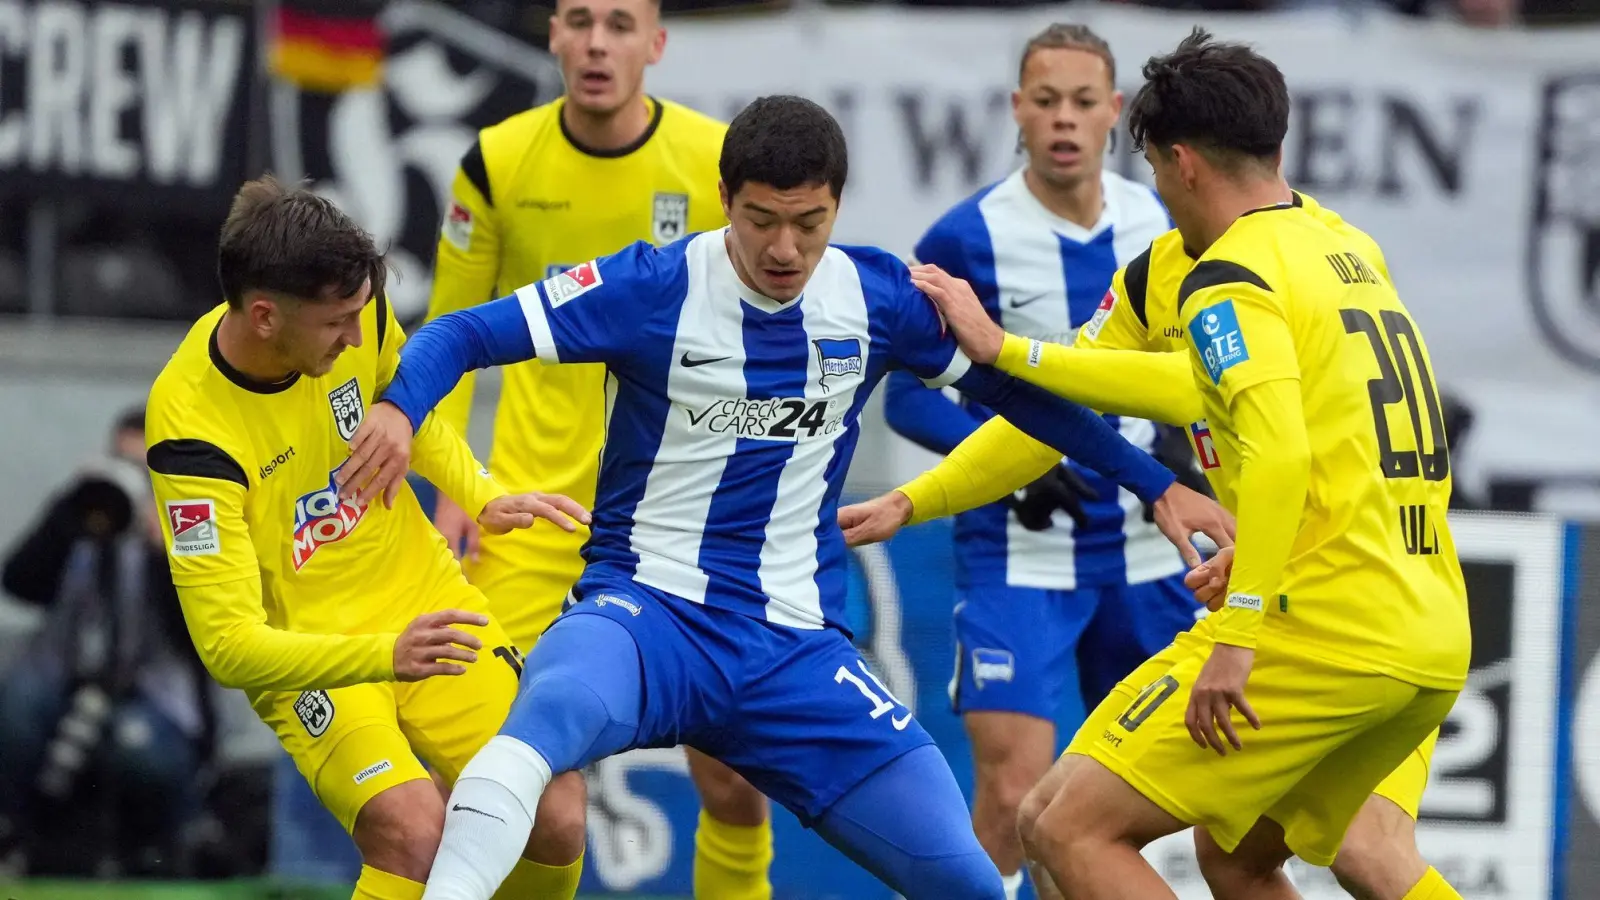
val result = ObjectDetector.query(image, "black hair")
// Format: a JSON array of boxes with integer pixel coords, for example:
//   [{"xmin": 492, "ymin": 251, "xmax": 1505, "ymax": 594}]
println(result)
[
  {"xmin": 719, "ymin": 95, "xmax": 848, "ymax": 200},
  {"xmin": 1126, "ymin": 27, "xmax": 1288, "ymax": 168},
  {"xmin": 114, "ymin": 405, "xmax": 145, "ymax": 435},
  {"xmin": 1019, "ymin": 23, "xmax": 1115, "ymax": 86},
  {"xmin": 218, "ymin": 175, "xmax": 387, "ymax": 308}
]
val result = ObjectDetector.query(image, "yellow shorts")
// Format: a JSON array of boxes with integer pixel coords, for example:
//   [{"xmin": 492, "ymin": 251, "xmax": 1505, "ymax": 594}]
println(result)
[
  {"xmin": 1372, "ymin": 727, "xmax": 1439, "ymax": 819},
  {"xmin": 1066, "ymin": 631, "xmax": 1456, "ymax": 866},
  {"xmin": 252, "ymin": 604, "xmax": 521, "ymax": 832},
  {"xmin": 467, "ymin": 531, "xmax": 580, "ymax": 651}
]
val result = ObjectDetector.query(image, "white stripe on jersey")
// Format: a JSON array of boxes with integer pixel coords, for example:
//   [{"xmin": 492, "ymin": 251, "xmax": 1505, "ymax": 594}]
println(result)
[
  {"xmin": 628, "ymin": 236, "xmax": 744, "ymax": 604},
  {"xmin": 756, "ymin": 251, "xmax": 871, "ymax": 628}
]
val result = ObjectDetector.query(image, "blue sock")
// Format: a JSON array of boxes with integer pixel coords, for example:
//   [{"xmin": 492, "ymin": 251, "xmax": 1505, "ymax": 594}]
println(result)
[
  {"xmin": 813, "ymin": 744, "xmax": 1003, "ymax": 899},
  {"xmin": 499, "ymin": 612, "xmax": 644, "ymax": 772}
]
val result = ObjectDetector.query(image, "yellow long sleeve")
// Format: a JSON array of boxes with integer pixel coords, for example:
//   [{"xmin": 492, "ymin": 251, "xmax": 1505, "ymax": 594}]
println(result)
[
  {"xmin": 178, "ymin": 577, "xmax": 397, "ymax": 692},
  {"xmin": 994, "ymin": 333, "xmax": 1204, "ymax": 426},
  {"xmin": 1208, "ymin": 378, "xmax": 1310, "ymax": 649},
  {"xmin": 899, "ymin": 415, "xmax": 1061, "ymax": 525},
  {"xmin": 427, "ymin": 145, "xmax": 504, "ymax": 437},
  {"xmin": 410, "ymin": 411, "xmax": 504, "ymax": 519}
]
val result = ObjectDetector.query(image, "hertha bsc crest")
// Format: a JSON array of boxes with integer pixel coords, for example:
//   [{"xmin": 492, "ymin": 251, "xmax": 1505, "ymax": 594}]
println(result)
[
  {"xmin": 328, "ymin": 378, "xmax": 364, "ymax": 441},
  {"xmin": 652, "ymin": 192, "xmax": 690, "ymax": 245},
  {"xmin": 1529, "ymin": 74, "xmax": 1600, "ymax": 372}
]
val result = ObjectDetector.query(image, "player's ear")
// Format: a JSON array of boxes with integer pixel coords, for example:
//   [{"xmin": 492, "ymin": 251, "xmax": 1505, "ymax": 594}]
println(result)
[
  {"xmin": 718, "ymin": 180, "xmax": 731, "ymax": 218},
  {"xmin": 648, "ymin": 25, "xmax": 666, "ymax": 65},
  {"xmin": 1109, "ymin": 90, "xmax": 1124, "ymax": 121},
  {"xmin": 245, "ymin": 293, "xmax": 277, "ymax": 336}
]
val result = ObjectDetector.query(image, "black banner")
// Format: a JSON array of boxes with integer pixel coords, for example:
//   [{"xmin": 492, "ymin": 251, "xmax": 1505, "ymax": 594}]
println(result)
[
  {"xmin": 0, "ymin": 0, "xmax": 258, "ymax": 218},
  {"xmin": 270, "ymin": 1, "xmax": 563, "ymax": 324}
]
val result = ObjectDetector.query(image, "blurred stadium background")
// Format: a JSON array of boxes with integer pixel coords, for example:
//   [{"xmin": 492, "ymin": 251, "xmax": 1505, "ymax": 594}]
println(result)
[{"xmin": 1, "ymin": 0, "xmax": 1599, "ymax": 897}]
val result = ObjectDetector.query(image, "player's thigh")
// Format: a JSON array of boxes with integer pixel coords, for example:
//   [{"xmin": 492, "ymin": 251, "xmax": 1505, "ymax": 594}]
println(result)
[
  {"xmin": 253, "ymin": 684, "xmax": 430, "ymax": 832},
  {"xmin": 951, "ymin": 586, "xmax": 1090, "ymax": 722},
  {"xmin": 395, "ymin": 603, "xmax": 523, "ymax": 788},
  {"xmin": 1371, "ymin": 727, "xmax": 1440, "ymax": 820},
  {"xmin": 711, "ymin": 628, "xmax": 934, "ymax": 828},
  {"xmin": 1076, "ymin": 577, "xmax": 1199, "ymax": 705},
  {"xmin": 1269, "ymin": 688, "xmax": 1455, "ymax": 866},
  {"xmin": 1063, "ymin": 641, "xmax": 1410, "ymax": 858},
  {"xmin": 465, "ymin": 549, "xmax": 573, "ymax": 653}
]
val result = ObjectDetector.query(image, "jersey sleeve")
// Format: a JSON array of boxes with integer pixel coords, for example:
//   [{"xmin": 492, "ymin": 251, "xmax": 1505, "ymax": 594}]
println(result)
[
  {"xmin": 885, "ymin": 222, "xmax": 985, "ymax": 452},
  {"xmin": 994, "ymin": 335, "xmax": 1203, "ymax": 426},
  {"xmin": 1075, "ymin": 256, "xmax": 1155, "ymax": 352},
  {"xmin": 886, "ymin": 276, "xmax": 975, "ymax": 389},
  {"xmin": 1179, "ymin": 261, "xmax": 1300, "ymax": 405},
  {"xmin": 898, "ymin": 415, "xmax": 1061, "ymax": 524},
  {"xmin": 146, "ymin": 433, "xmax": 395, "ymax": 690},
  {"xmin": 426, "ymin": 139, "xmax": 503, "ymax": 437},
  {"xmin": 380, "ymin": 241, "xmax": 676, "ymax": 432},
  {"xmin": 518, "ymin": 241, "xmax": 678, "ymax": 365},
  {"xmin": 379, "ymin": 299, "xmax": 505, "ymax": 518}
]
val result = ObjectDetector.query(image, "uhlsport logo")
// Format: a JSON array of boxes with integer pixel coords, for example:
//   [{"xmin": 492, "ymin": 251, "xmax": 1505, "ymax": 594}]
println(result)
[
  {"xmin": 291, "ymin": 468, "xmax": 369, "ymax": 570},
  {"xmin": 1528, "ymin": 74, "xmax": 1600, "ymax": 372}
]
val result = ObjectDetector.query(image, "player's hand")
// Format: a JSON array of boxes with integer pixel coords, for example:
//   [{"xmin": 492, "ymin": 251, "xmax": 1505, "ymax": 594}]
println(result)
[
  {"xmin": 478, "ymin": 492, "xmax": 592, "ymax": 537},
  {"xmin": 1150, "ymin": 484, "xmax": 1235, "ymax": 568},
  {"xmin": 338, "ymin": 401, "xmax": 415, "ymax": 508},
  {"xmin": 433, "ymin": 494, "xmax": 482, "ymax": 563},
  {"xmin": 1186, "ymin": 642, "xmax": 1260, "ymax": 755},
  {"xmin": 1184, "ymin": 546, "xmax": 1234, "ymax": 611},
  {"xmin": 393, "ymin": 609, "xmax": 489, "ymax": 681},
  {"xmin": 909, "ymin": 264, "xmax": 1005, "ymax": 365},
  {"xmin": 838, "ymin": 491, "xmax": 914, "ymax": 546}
]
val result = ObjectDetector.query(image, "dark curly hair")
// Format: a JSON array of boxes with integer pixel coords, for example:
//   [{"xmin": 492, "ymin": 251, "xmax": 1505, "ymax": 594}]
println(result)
[
  {"xmin": 720, "ymin": 95, "xmax": 848, "ymax": 200},
  {"xmin": 1126, "ymin": 27, "xmax": 1288, "ymax": 169},
  {"xmin": 217, "ymin": 175, "xmax": 387, "ymax": 308}
]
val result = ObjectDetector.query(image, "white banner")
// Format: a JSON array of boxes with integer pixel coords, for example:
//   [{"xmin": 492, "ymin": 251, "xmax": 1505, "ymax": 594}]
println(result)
[{"xmin": 650, "ymin": 5, "xmax": 1600, "ymax": 494}]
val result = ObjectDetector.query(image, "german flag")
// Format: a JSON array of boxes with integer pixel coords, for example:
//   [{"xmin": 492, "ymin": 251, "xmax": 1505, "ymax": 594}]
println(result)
[{"xmin": 269, "ymin": 1, "xmax": 387, "ymax": 93}]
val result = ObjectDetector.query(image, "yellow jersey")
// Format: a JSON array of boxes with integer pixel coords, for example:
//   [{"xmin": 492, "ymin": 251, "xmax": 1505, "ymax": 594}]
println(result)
[
  {"xmin": 1163, "ymin": 202, "xmax": 1468, "ymax": 689},
  {"xmin": 146, "ymin": 299, "xmax": 503, "ymax": 693},
  {"xmin": 427, "ymin": 96, "xmax": 728, "ymax": 625}
]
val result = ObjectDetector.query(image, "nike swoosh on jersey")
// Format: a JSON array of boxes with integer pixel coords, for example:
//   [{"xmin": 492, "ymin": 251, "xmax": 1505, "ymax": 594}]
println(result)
[
  {"xmin": 891, "ymin": 711, "xmax": 911, "ymax": 730},
  {"xmin": 681, "ymin": 352, "xmax": 730, "ymax": 368},
  {"xmin": 1007, "ymin": 294, "xmax": 1050, "ymax": 309}
]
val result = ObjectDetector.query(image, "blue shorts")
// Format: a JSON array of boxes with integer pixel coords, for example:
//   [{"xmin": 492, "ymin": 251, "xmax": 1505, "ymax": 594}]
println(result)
[
  {"xmin": 509, "ymin": 579, "xmax": 934, "ymax": 824},
  {"xmin": 950, "ymin": 575, "xmax": 1201, "ymax": 724}
]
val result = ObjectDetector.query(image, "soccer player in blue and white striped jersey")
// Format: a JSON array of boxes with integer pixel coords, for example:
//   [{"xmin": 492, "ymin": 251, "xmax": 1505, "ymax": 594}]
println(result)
[
  {"xmin": 883, "ymin": 27, "xmax": 1204, "ymax": 899},
  {"xmin": 339, "ymin": 95, "xmax": 1231, "ymax": 900}
]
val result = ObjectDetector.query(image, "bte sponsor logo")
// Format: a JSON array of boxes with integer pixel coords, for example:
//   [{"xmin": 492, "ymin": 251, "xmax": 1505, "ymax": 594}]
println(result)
[{"xmin": 166, "ymin": 500, "xmax": 220, "ymax": 557}]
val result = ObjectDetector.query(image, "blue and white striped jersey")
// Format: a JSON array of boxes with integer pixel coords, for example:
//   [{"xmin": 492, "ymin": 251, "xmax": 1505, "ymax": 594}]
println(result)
[
  {"xmin": 888, "ymin": 169, "xmax": 1184, "ymax": 591},
  {"xmin": 383, "ymin": 229, "xmax": 1180, "ymax": 633}
]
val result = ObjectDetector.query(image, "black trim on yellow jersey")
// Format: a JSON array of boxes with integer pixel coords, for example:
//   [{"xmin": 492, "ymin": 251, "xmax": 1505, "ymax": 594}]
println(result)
[
  {"xmin": 560, "ymin": 96, "xmax": 664, "ymax": 159},
  {"xmin": 1124, "ymin": 247, "xmax": 1152, "ymax": 328},
  {"xmin": 460, "ymin": 141, "xmax": 492, "ymax": 208},
  {"xmin": 376, "ymin": 293, "xmax": 389, "ymax": 352},
  {"xmin": 1178, "ymin": 260, "xmax": 1272, "ymax": 308},
  {"xmin": 1239, "ymin": 191, "xmax": 1305, "ymax": 219},
  {"xmin": 209, "ymin": 322, "xmax": 300, "ymax": 394},
  {"xmin": 148, "ymin": 439, "xmax": 249, "ymax": 489}
]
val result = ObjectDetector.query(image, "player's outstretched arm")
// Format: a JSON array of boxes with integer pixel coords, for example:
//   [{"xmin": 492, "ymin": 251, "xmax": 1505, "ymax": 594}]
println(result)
[{"xmin": 913, "ymin": 262, "xmax": 1204, "ymax": 425}]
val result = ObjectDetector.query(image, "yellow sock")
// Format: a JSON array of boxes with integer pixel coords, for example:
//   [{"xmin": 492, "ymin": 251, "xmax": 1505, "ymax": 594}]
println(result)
[
  {"xmin": 1403, "ymin": 866, "xmax": 1464, "ymax": 900},
  {"xmin": 492, "ymin": 852, "xmax": 584, "ymax": 900},
  {"xmin": 694, "ymin": 808, "xmax": 774, "ymax": 900},
  {"xmin": 352, "ymin": 865, "xmax": 425, "ymax": 900}
]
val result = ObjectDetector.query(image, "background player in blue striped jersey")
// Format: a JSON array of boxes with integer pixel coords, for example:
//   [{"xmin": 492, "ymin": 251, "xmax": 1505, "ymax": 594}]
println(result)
[
  {"xmin": 338, "ymin": 95, "xmax": 1231, "ymax": 900},
  {"xmin": 884, "ymin": 25, "xmax": 1204, "ymax": 900}
]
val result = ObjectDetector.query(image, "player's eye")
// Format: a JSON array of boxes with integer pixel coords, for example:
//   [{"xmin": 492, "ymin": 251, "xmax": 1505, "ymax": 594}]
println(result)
[{"xmin": 1077, "ymin": 98, "xmax": 1097, "ymax": 110}]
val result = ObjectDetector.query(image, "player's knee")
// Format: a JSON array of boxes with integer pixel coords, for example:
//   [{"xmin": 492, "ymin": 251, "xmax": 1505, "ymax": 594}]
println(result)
[
  {"xmin": 508, "ymin": 671, "xmax": 626, "ymax": 773},
  {"xmin": 353, "ymin": 782, "xmax": 446, "ymax": 882},
  {"xmin": 525, "ymin": 771, "xmax": 588, "ymax": 865},
  {"xmin": 906, "ymin": 851, "xmax": 1006, "ymax": 900},
  {"xmin": 1194, "ymin": 827, "xmax": 1286, "ymax": 895}
]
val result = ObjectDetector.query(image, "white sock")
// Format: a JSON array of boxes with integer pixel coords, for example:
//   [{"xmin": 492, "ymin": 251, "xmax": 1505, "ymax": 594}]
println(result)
[
  {"xmin": 1001, "ymin": 869, "xmax": 1025, "ymax": 900},
  {"xmin": 422, "ymin": 736, "xmax": 553, "ymax": 900}
]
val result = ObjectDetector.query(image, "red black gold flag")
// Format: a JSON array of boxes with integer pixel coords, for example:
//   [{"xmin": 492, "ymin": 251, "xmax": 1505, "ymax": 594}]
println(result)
[{"xmin": 269, "ymin": 1, "xmax": 387, "ymax": 93}]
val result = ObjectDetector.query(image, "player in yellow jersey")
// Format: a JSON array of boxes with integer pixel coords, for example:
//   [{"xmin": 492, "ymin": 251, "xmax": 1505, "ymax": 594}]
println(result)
[
  {"xmin": 423, "ymin": 0, "xmax": 774, "ymax": 896},
  {"xmin": 844, "ymin": 29, "xmax": 1469, "ymax": 900},
  {"xmin": 1077, "ymin": 194, "xmax": 1457, "ymax": 900},
  {"xmin": 146, "ymin": 178, "xmax": 592, "ymax": 900}
]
